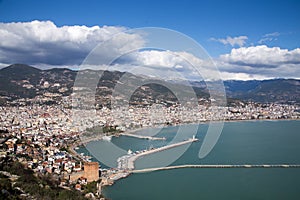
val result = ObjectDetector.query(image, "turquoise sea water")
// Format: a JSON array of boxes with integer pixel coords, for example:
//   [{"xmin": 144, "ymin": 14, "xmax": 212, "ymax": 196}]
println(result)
[{"xmin": 78, "ymin": 120, "xmax": 300, "ymax": 200}]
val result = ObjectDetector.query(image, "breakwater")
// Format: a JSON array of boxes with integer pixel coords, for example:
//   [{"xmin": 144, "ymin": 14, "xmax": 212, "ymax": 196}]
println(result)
[
  {"xmin": 132, "ymin": 164, "xmax": 300, "ymax": 173},
  {"xmin": 117, "ymin": 138, "xmax": 199, "ymax": 170}
]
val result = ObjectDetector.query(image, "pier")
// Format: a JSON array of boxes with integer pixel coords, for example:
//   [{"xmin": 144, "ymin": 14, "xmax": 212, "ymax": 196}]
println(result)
[
  {"xmin": 132, "ymin": 164, "xmax": 300, "ymax": 173},
  {"xmin": 106, "ymin": 163, "xmax": 300, "ymax": 185},
  {"xmin": 118, "ymin": 138, "xmax": 199, "ymax": 170}
]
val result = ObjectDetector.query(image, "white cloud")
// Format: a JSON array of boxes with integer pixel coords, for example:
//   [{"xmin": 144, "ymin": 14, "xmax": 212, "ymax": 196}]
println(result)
[
  {"xmin": 0, "ymin": 21, "xmax": 299, "ymax": 80},
  {"xmin": 100, "ymin": 49, "xmax": 222, "ymax": 81},
  {"xmin": 263, "ymin": 32, "xmax": 280, "ymax": 37},
  {"xmin": 135, "ymin": 50, "xmax": 184, "ymax": 68},
  {"xmin": 104, "ymin": 46, "xmax": 300, "ymax": 81},
  {"xmin": 0, "ymin": 20, "xmax": 145, "ymax": 67},
  {"xmin": 218, "ymin": 45, "xmax": 300, "ymax": 79},
  {"xmin": 0, "ymin": 20, "xmax": 222, "ymax": 80},
  {"xmin": 210, "ymin": 36, "xmax": 248, "ymax": 47},
  {"xmin": 258, "ymin": 32, "xmax": 280, "ymax": 44},
  {"xmin": 220, "ymin": 72, "xmax": 268, "ymax": 81},
  {"xmin": 220, "ymin": 45, "xmax": 300, "ymax": 67}
]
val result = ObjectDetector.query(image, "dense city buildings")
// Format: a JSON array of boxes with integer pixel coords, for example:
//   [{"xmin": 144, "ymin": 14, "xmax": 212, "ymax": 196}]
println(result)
[{"xmin": 0, "ymin": 96, "xmax": 299, "ymax": 198}]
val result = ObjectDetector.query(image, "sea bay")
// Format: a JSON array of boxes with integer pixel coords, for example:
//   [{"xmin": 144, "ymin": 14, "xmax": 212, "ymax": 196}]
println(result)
[{"xmin": 78, "ymin": 120, "xmax": 300, "ymax": 200}]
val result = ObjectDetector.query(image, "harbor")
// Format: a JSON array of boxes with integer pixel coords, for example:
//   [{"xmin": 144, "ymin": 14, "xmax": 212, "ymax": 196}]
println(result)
[
  {"xmin": 102, "ymin": 137, "xmax": 200, "ymax": 185},
  {"xmin": 75, "ymin": 121, "xmax": 300, "ymax": 199}
]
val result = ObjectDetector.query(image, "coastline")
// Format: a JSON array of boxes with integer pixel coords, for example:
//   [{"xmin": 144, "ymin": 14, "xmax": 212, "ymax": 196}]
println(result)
[
  {"xmin": 70, "ymin": 118, "xmax": 300, "ymax": 199},
  {"xmin": 70, "ymin": 118, "xmax": 300, "ymax": 161}
]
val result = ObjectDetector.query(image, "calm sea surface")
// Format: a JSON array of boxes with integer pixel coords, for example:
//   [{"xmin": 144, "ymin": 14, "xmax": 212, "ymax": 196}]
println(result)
[{"xmin": 78, "ymin": 120, "xmax": 300, "ymax": 200}]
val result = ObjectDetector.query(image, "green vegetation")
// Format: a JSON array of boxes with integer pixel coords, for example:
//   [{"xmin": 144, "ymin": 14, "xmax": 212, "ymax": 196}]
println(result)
[
  {"xmin": 0, "ymin": 97, "xmax": 6, "ymax": 106},
  {"xmin": 0, "ymin": 175, "xmax": 21, "ymax": 200},
  {"xmin": 82, "ymin": 181, "xmax": 97, "ymax": 194},
  {"xmin": 103, "ymin": 125, "xmax": 121, "ymax": 134},
  {"xmin": 0, "ymin": 158, "xmax": 87, "ymax": 200},
  {"xmin": 86, "ymin": 125, "xmax": 103, "ymax": 133},
  {"xmin": 59, "ymin": 146, "xmax": 70, "ymax": 153},
  {"xmin": 86, "ymin": 125, "xmax": 122, "ymax": 135}
]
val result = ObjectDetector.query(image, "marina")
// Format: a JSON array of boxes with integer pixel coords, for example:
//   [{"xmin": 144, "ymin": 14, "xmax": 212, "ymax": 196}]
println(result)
[{"xmin": 103, "ymin": 121, "xmax": 300, "ymax": 200}]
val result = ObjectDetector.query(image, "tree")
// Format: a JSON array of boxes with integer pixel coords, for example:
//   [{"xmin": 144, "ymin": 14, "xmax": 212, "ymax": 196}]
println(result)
[{"xmin": 83, "ymin": 181, "xmax": 97, "ymax": 194}]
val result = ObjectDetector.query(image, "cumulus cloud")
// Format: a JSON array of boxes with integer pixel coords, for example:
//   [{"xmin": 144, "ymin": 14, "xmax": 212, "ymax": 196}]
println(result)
[
  {"xmin": 135, "ymin": 50, "xmax": 186, "ymax": 68},
  {"xmin": 75, "ymin": 45, "xmax": 300, "ymax": 81},
  {"xmin": 218, "ymin": 45, "xmax": 300, "ymax": 79},
  {"xmin": 104, "ymin": 49, "xmax": 222, "ymax": 81},
  {"xmin": 210, "ymin": 36, "xmax": 248, "ymax": 47},
  {"xmin": 121, "ymin": 46, "xmax": 300, "ymax": 80},
  {"xmin": 0, "ymin": 20, "xmax": 299, "ymax": 80},
  {"xmin": 220, "ymin": 45, "xmax": 300, "ymax": 67},
  {"xmin": 131, "ymin": 50, "xmax": 212, "ymax": 71},
  {"xmin": 0, "ymin": 20, "xmax": 145, "ymax": 67},
  {"xmin": 0, "ymin": 20, "xmax": 221, "ymax": 80}
]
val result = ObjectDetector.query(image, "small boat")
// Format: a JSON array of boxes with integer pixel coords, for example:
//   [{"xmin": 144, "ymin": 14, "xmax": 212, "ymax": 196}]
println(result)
[{"xmin": 127, "ymin": 149, "xmax": 133, "ymax": 154}]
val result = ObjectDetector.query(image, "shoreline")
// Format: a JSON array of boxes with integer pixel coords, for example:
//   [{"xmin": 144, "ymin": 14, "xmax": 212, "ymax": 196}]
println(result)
[
  {"xmin": 71, "ymin": 118, "xmax": 300, "ymax": 159},
  {"xmin": 71, "ymin": 118, "xmax": 300, "ymax": 199},
  {"xmin": 71, "ymin": 122, "xmax": 299, "ymax": 167}
]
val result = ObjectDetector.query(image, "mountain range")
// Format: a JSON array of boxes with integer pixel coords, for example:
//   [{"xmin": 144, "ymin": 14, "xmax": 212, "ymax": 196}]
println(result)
[{"xmin": 0, "ymin": 64, "xmax": 299, "ymax": 105}]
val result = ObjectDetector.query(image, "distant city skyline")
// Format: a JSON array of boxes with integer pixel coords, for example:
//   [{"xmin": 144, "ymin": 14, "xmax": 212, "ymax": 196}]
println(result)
[{"xmin": 0, "ymin": 0, "xmax": 300, "ymax": 80}]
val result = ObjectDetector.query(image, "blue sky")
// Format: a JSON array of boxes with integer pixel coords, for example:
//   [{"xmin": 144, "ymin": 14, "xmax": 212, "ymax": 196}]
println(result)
[
  {"xmin": 0, "ymin": 0, "xmax": 300, "ymax": 80},
  {"xmin": 1, "ymin": 0, "xmax": 300, "ymax": 55}
]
